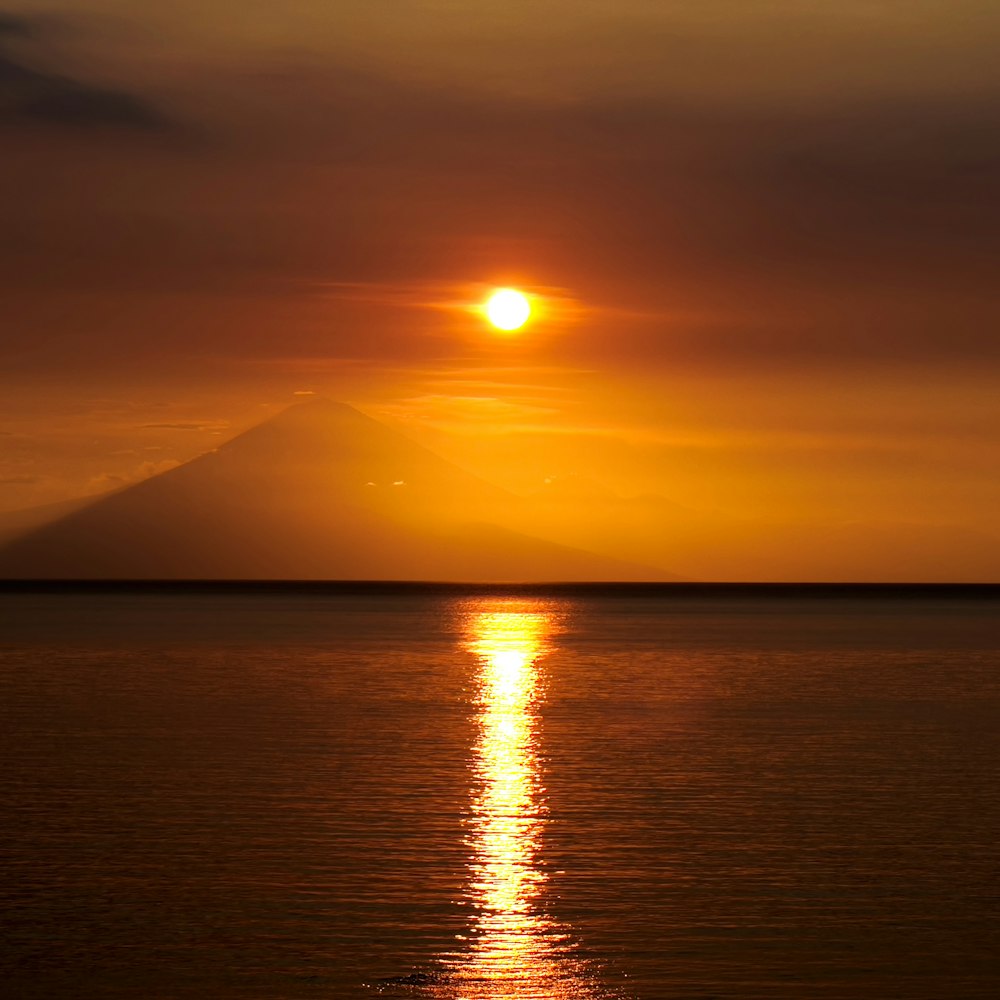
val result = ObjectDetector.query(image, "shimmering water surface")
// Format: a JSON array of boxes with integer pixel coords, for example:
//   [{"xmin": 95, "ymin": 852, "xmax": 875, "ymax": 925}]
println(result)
[{"xmin": 1, "ymin": 589, "xmax": 999, "ymax": 999}]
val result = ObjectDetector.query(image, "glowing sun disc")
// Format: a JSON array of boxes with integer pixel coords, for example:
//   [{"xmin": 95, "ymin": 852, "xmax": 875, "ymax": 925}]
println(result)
[{"xmin": 485, "ymin": 288, "xmax": 531, "ymax": 331}]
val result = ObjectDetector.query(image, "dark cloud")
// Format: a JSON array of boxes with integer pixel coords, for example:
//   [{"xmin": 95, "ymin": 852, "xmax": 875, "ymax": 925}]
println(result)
[
  {"xmin": 0, "ymin": 12, "xmax": 32, "ymax": 36},
  {"xmin": 0, "ymin": 11, "xmax": 169, "ymax": 130},
  {"xmin": 18, "ymin": 83, "xmax": 168, "ymax": 129}
]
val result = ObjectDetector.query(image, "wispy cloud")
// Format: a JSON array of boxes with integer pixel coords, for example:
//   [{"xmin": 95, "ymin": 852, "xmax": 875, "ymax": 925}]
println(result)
[
  {"xmin": 85, "ymin": 458, "xmax": 180, "ymax": 494},
  {"xmin": 140, "ymin": 421, "xmax": 230, "ymax": 432},
  {"xmin": 374, "ymin": 394, "xmax": 566, "ymax": 439}
]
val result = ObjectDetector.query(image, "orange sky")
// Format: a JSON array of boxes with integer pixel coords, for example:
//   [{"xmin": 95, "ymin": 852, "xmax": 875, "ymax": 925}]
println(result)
[{"xmin": 1, "ymin": 3, "xmax": 998, "ymax": 579}]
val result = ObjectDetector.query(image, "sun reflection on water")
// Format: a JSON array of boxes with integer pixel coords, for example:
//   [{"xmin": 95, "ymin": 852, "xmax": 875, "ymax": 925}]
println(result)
[
  {"xmin": 467, "ymin": 608, "xmax": 548, "ymax": 953},
  {"xmin": 428, "ymin": 599, "xmax": 612, "ymax": 999}
]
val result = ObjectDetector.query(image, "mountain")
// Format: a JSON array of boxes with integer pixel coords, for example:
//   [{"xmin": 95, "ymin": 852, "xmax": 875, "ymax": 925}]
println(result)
[{"xmin": 0, "ymin": 398, "xmax": 665, "ymax": 582}]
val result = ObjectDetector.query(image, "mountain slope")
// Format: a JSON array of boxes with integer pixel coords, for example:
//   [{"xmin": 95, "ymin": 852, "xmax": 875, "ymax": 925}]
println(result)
[
  {"xmin": 0, "ymin": 494, "xmax": 105, "ymax": 548},
  {"xmin": 0, "ymin": 399, "xmax": 666, "ymax": 582}
]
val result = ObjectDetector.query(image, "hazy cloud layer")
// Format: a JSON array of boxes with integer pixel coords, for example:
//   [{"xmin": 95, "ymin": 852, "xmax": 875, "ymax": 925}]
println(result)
[{"xmin": 0, "ymin": 6, "xmax": 998, "ymax": 378}]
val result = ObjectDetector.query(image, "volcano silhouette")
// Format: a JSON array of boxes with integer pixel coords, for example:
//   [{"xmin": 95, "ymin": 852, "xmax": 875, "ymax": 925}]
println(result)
[{"xmin": 0, "ymin": 398, "xmax": 662, "ymax": 581}]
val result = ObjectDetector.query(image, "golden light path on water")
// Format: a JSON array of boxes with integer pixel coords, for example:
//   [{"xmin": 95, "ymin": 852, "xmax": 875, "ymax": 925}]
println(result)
[{"xmin": 427, "ymin": 600, "xmax": 614, "ymax": 999}]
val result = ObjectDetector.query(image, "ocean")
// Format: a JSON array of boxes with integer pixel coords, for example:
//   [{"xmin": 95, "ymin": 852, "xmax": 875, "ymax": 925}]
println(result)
[{"xmin": 1, "ymin": 585, "xmax": 998, "ymax": 999}]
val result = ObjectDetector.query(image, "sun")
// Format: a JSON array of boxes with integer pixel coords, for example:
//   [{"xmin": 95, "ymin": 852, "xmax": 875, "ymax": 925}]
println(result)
[{"xmin": 484, "ymin": 288, "xmax": 531, "ymax": 332}]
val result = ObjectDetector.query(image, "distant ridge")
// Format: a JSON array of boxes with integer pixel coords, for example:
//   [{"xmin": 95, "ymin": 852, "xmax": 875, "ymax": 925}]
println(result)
[
  {"xmin": 0, "ymin": 398, "xmax": 669, "ymax": 583},
  {"xmin": 1, "ymin": 580, "xmax": 996, "ymax": 597}
]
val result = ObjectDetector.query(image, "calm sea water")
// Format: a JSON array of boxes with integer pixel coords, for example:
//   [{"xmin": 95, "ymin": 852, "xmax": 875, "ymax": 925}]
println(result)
[{"xmin": 1, "ymin": 590, "xmax": 998, "ymax": 999}]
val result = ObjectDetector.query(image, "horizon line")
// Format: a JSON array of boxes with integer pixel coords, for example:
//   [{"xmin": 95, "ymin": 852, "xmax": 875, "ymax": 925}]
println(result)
[{"xmin": 1, "ymin": 580, "xmax": 998, "ymax": 598}]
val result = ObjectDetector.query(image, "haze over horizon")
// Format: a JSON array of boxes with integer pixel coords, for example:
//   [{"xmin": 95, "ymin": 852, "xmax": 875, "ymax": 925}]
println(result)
[
  {"xmin": 2, "ymin": 396, "xmax": 997, "ymax": 582},
  {"xmin": 2, "ymin": 3, "xmax": 998, "ymax": 581}
]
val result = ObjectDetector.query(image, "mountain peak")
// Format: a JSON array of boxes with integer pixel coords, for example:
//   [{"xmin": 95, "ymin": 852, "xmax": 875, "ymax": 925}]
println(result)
[
  {"xmin": 212, "ymin": 398, "xmax": 455, "ymax": 487},
  {"xmin": 262, "ymin": 396, "xmax": 373, "ymax": 426}
]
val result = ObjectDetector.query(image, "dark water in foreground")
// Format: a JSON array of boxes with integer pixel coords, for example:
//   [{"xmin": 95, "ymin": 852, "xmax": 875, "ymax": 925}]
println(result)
[{"xmin": 1, "ymin": 588, "xmax": 998, "ymax": 999}]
